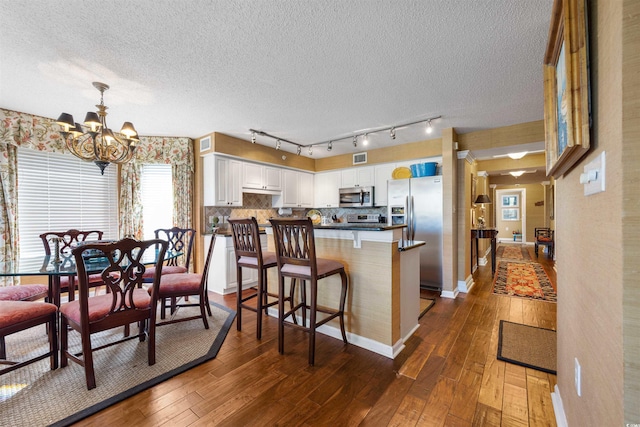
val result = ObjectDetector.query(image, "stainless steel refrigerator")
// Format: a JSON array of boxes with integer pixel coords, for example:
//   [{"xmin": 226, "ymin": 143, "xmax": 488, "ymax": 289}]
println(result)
[{"xmin": 388, "ymin": 176, "xmax": 443, "ymax": 290}]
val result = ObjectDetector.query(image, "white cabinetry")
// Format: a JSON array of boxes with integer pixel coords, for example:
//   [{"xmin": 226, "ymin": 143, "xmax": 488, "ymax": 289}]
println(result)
[
  {"xmin": 373, "ymin": 163, "xmax": 396, "ymax": 207},
  {"xmin": 341, "ymin": 166, "xmax": 374, "ymax": 188},
  {"xmin": 314, "ymin": 170, "xmax": 342, "ymax": 208},
  {"xmin": 242, "ymin": 162, "xmax": 282, "ymax": 192},
  {"xmin": 280, "ymin": 170, "xmax": 314, "ymax": 208},
  {"xmin": 202, "ymin": 155, "xmax": 242, "ymax": 206},
  {"xmin": 205, "ymin": 233, "xmax": 267, "ymax": 295}
]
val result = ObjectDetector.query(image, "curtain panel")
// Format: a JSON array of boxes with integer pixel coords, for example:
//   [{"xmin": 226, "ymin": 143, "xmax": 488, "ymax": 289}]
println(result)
[{"xmin": 0, "ymin": 108, "xmax": 194, "ymax": 277}]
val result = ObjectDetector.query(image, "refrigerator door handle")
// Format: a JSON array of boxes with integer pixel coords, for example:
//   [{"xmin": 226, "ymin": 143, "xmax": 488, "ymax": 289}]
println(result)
[{"xmin": 405, "ymin": 196, "xmax": 411, "ymax": 240}]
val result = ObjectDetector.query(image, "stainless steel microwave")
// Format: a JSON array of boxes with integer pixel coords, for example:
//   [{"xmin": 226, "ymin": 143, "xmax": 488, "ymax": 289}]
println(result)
[{"xmin": 339, "ymin": 186, "xmax": 374, "ymax": 208}]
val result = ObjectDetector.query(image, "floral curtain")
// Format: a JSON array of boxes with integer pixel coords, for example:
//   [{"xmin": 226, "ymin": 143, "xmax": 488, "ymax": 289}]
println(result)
[
  {"xmin": 118, "ymin": 162, "xmax": 143, "ymax": 239},
  {"xmin": 0, "ymin": 142, "xmax": 19, "ymax": 286}
]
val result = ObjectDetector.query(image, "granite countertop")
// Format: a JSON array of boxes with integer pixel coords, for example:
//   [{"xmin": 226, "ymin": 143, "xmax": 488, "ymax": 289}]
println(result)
[
  {"xmin": 398, "ymin": 240, "xmax": 426, "ymax": 251},
  {"xmin": 313, "ymin": 223, "xmax": 405, "ymax": 231}
]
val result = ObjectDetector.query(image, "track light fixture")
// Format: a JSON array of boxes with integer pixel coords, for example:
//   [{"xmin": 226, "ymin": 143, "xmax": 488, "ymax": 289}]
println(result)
[{"xmin": 248, "ymin": 115, "xmax": 440, "ymax": 156}]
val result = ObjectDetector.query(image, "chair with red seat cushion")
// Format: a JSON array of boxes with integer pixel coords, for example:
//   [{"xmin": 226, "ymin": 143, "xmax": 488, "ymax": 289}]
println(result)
[
  {"xmin": 0, "ymin": 300, "xmax": 58, "ymax": 375},
  {"xmin": 40, "ymin": 229, "xmax": 106, "ymax": 301},
  {"xmin": 141, "ymin": 227, "xmax": 195, "ymax": 317},
  {"xmin": 0, "ymin": 284, "xmax": 48, "ymax": 302},
  {"xmin": 269, "ymin": 218, "xmax": 349, "ymax": 366},
  {"xmin": 229, "ymin": 217, "xmax": 293, "ymax": 340},
  {"xmin": 534, "ymin": 227, "xmax": 555, "ymax": 258},
  {"xmin": 59, "ymin": 238, "xmax": 167, "ymax": 390},
  {"xmin": 152, "ymin": 230, "xmax": 216, "ymax": 329}
]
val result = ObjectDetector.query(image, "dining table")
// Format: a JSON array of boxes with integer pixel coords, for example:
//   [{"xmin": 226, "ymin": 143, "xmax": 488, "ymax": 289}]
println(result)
[{"xmin": 0, "ymin": 248, "xmax": 182, "ymax": 307}]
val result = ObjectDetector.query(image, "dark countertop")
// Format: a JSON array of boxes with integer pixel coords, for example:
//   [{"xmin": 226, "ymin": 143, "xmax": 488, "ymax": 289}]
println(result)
[
  {"xmin": 313, "ymin": 223, "xmax": 406, "ymax": 231},
  {"xmin": 398, "ymin": 240, "xmax": 426, "ymax": 251}
]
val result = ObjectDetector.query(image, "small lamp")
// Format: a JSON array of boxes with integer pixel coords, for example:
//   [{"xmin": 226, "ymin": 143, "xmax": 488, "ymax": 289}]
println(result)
[{"xmin": 474, "ymin": 194, "xmax": 492, "ymax": 228}]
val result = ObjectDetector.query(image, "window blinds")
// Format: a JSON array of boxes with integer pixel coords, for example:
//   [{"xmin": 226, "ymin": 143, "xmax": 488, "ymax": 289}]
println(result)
[
  {"xmin": 140, "ymin": 164, "xmax": 173, "ymax": 240},
  {"xmin": 17, "ymin": 148, "xmax": 118, "ymax": 258}
]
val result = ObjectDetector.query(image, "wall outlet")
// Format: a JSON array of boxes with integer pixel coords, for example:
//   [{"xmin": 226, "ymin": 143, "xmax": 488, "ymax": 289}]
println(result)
[{"xmin": 575, "ymin": 357, "xmax": 582, "ymax": 397}]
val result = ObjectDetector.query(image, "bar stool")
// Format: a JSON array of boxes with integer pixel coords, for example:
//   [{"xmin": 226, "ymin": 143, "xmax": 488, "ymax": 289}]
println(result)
[
  {"xmin": 229, "ymin": 217, "xmax": 288, "ymax": 340},
  {"xmin": 269, "ymin": 217, "xmax": 348, "ymax": 365}
]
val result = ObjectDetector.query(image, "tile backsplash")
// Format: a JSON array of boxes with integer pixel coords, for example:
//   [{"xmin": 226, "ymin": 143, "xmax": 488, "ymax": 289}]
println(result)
[{"xmin": 204, "ymin": 193, "xmax": 387, "ymax": 230}]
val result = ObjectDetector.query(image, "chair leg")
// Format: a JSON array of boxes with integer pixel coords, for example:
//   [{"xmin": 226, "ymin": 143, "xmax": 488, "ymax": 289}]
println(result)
[
  {"xmin": 339, "ymin": 271, "xmax": 348, "ymax": 344},
  {"xmin": 289, "ymin": 278, "xmax": 298, "ymax": 325},
  {"xmin": 256, "ymin": 268, "xmax": 264, "ymax": 340},
  {"xmin": 81, "ymin": 330, "xmax": 96, "ymax": 390},
  {"xmin": 60, "ymin": 316, "xmax": 68, "ymax": 368},
  {"xmin": 535, "ymin": 243, "xmax": 539, "ymax": 256},
  {"xmin": 148, "ymin": 317, "xmax": 156, "ymax": 366},
  {"xmin": 204, "ymin": 290, "xmax": 212, "ymax": 316},
  {"xmin": 200, "ymin": 292, "xmax": 210, "ymax": 330},
  {"xmin": 300, "ymin": 280, "xmax": 307, "ymax": 327},
  {"xmin": 160, "ymin": 297, "xmax": 167, "ymax": 320},
  {"xmin": 0, "ymin": 335, "xmax": 6, "ymax": 359},
  {"xmin": 236, "ymin": 266, "xmax": 243, "ymax": 332},
  {"xmin": 278, "ymin": 275, "xmax": 286, "ymax": 355},
  {"xmin": 308, "ymin": 279, "xmax": 317, "ymax": 366},
  {"xmin": 48, "ymin": 313, "xmax": 59, "ymax": 370}
]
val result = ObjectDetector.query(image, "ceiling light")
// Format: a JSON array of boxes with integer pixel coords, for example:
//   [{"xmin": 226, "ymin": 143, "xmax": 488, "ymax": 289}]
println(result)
[
  {"xmin": 251, "ymin": 132, "xmax": 256, "ymax": 144},
  {"xmin": 308, "ymin": 146, "xmax": 313, "ymax": 155},
  {"xmin": 353, "ymin": 135, "xmax": 357, "ymax": 147},
  {"xmin": 327, "ymin": 141, "xmax": 333, "ymax": 151},
  {"xmin": 510, "ymin": 170, "xmax": 526, "ymax": 177},
  {"xmin": 390, "ymin": 127, "xmax": 396, "ymax": 140},
  {"xmin": 275, "ymin": 139, "xmax": 281, "ymax": 150},
  {"xmin": 507, "ymin": 151, "xmax": 528, "ymax": 160},
  {"xmin": 296, "ymin": 146, "xmax": 301, "ymax": 155},
  {"xmin": 57, "ymin": 82, "xmax": 138, "ymax": 175},
  {"xmin": 426, "ymin": 120, "xmax": 433, "ymax": 134},
  {"xmin": 363, "ymin": 134, "xmax": 369, "ymax": 146}
]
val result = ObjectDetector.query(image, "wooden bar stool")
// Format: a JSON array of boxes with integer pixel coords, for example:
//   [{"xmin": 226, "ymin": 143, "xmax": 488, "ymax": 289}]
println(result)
[
  {"xmin": 269, "ymin": 217, "xmax": 348, "ymax": 365},
  {"xmin": 229, "ymin": 217, "xmax": 291, "ymax": 340}
]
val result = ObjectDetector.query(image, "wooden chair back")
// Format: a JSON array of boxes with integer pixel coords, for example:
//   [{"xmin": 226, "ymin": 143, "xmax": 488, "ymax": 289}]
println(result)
[
  {"xmin": 40, "ymin": 229, "xmax": 104, "ymax": 256},
  {"xmin": 269, "ymin": 218, "xmax": 317, "ymax": 276},
  {"xmin": 154, "ymin": 227, "xmax": 195, "ymax": 270},
  {"xmin": 229, "ymin": 217, "xmax": 265, "ymax": 265}
]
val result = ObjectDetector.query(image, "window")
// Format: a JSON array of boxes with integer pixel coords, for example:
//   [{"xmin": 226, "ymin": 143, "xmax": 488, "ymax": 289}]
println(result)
[
  {"xmin": 141, "ymin": 164, "xmax": 173, "ymax": 240},
  {"xmin": 501, "ymin": 195, "xmax": 519, "ymax": 207},
  {"xmin": 17, "ymin": 148, "xmax": 118, "ymax": 258},
  {"xmin": 502, "ymin": 208, "xmax": 520, "ymax": 221}
]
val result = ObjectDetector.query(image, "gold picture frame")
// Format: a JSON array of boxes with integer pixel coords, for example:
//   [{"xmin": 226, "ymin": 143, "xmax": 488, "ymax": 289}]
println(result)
[{"xmin": 543, "ymin": 0, "xmax": 591, "ymax": 178}]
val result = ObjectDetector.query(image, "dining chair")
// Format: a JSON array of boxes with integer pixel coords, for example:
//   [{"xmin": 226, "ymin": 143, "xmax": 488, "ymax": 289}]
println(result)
[
  {"xmin": 0, "ymin": 284, "xmax": 48, "ymax": 302},
  {"xmin": 152, "ymin": 230, "xmax": 216, "ymax": 329},
  {"xmin": 59, "ymin": 238, "xmax": 167, "ymax": 390},
  {"xmin": 141, "ymin": 227, "xmax": 195, "ymax": 318},
  {"xmin": 0, "ymin": 300, "xmax": 58, "ymax": 376},
  {"xmin": 535, "ymin": 227, "xmax": 555, "ymax": 258},
  {"xmin": 269, "ymin": 218, "xmax": 349, "ymax": 365},
  {"xmin": 39, "ymin": 229, "xmax": 106, "ymax": 301},
  {"xmin": 229, "ymin": 217, "xmax": 293, "ymax": 340}
]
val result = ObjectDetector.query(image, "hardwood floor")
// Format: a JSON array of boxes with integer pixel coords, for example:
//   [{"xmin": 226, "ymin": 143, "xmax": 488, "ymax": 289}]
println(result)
[{"xmin": 74, "ymin": 245, "xmax": 557, "ymax": 426}]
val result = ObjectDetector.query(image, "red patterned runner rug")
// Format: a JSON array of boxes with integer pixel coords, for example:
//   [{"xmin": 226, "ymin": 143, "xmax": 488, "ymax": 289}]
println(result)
[
  {"xmin": 492, "ymin": 261, "xmax": 556, "ymax": 302},
  {"xmin": 496, "ymin": 245, "xmax": 532, "ymax": 262}
]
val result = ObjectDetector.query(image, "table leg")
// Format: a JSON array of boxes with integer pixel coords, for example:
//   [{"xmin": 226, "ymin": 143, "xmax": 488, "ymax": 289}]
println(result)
[
  {"xmin": 490, "ymin": 238, "xmax": 497, "ymax": 275},
  {"xmin": 475, "ymin": 238, "xmax": 479, "ymax": 271}
]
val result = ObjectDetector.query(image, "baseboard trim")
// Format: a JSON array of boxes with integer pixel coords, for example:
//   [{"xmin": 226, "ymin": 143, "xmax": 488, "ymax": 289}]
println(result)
[
  {"xmin": 458, "ymin": 275, "xmax": 474, "ymax": 293},
  {"xmin": 551, "ymin": 384, "xmax": 568, "ymax": 427}
]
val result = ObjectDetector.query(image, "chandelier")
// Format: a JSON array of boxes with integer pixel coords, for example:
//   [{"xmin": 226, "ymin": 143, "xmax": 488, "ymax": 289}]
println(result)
[{"xmin": 57, "ymin": 82, "xmax": 139, "ymax": 174}]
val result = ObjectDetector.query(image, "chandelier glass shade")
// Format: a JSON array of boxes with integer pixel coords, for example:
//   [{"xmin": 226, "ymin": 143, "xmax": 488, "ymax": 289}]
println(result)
[{"xmin": 57, "ymin": 82, "xmax": 139, "ymax": 174}]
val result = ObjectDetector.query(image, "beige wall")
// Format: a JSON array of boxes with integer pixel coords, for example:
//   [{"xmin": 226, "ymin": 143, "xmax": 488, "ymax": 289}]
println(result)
[{"xmin": 556, "ymin": 0, "xmax": 634, "ymax": 424}]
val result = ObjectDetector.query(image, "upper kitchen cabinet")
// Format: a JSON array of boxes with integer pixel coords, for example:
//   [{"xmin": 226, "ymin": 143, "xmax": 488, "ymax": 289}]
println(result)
[
  {"xmin": 374, "ymin": 163, "xmax": 396, "ymax": 206},
  {"xmin": 242, "ymin": 162, "xmax": 282, "ymax": 193},
  {"xmin": 278, "ymin": 170, "xmax": 314, "ymax": 208},
  {"xmin": 314, "ymin": 170, "xmax": 341, "ymax": 208},
  {"xmin": 202, "ymin": 154, "xmax": 242, "ymax": 206},
  {"xmin": 341, "ymin": 166, "xmax": 374, "ymax": 188}
]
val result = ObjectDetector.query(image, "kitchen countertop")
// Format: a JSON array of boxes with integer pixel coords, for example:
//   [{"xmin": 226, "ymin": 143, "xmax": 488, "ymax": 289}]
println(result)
[
  {"xmin": 312, "ymin": 223, "xmax": 405, "ymax": 231},
  {"xmin": 398, "ymin": 240, "xmax": 426, "ymax": 251}
]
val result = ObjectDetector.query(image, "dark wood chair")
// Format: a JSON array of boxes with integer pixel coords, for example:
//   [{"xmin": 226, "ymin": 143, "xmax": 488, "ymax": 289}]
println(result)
[
  {"xmin": 0, "ymin": 300, "xmax": 58, "ymax": 375},
  {"xmin": 59, "ymin": 238, "xmax": 167, "ymax": 390},
  {"xmin": 229, "ymin": 217, "xmax": 292, "ymax": 340},
  {"xmin": 40, "ymin": 229, "xmax": 106, "ymax": 301},
  {"xmin": 153, "ymin": 230, "xmax": 216, "ymax": 329},
  {"xmin": 141, "ymin": 227, "xmax": 195, "ymax": 318},
  {"xmin": 269, "ymin": 218, "xmax": 348, "ymax": 365},
  {"xmin": 535, "ymin": 227, "xmax": 555, "ymax": 258}
]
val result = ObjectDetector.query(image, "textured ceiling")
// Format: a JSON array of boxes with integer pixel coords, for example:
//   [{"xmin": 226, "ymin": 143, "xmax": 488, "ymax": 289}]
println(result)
[{"xmin": 0, "ymin": 0, "xmax": 553, "ymax": 159}]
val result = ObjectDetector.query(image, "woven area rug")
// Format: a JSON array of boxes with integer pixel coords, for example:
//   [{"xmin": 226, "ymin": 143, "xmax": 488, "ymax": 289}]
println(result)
[
  {"xmin": 497, "ymin": 320, "xmax": 557, "ymax": 374},
  {"xmin": 0, "ymin": 301, "xmax": 235, "ymax": 427},
  {"xmin": 492, "ymin": 261, "xmax": 557, "ymax": 302},
  {"xmin": 496, "ymin": 244, "xmax": 532, "ymax": 262},
  {"xmin": 419, "ymin": 298, "xmax": 435, "ymax": 319}
]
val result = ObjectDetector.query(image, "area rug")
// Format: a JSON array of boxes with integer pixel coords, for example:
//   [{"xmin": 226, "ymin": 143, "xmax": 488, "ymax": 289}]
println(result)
[
  {"xmin": 0, "ymin": 301, "xmax": 235, "ymax": 427},
  {"xmin": 492, "ymin": 261, "xmax": 556, "ymax": 302},
  {"xmin": 496, "ymin": 244, "xmax": 532, "ymax": 262},
  {"xmin": 419, "ymin": 298, "xmax": 435, "ymax": 319},
  {"xmin": 497, "ymin": 320, "xmax": 557, "ymax": 374}
]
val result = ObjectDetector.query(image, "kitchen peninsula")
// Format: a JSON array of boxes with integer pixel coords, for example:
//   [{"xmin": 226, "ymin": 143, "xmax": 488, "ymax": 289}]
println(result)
[{"xmin": 264, "ymin": 223, "xmax": 424, "ymax": 359}]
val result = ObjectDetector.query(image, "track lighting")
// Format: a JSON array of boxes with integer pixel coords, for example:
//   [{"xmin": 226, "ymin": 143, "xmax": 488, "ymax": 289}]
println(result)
[
  {"xmin": 308, "ymin": 146, "xmax": 313, "ymax": 155},
  {"xmin": 251, "ymin": 132, "xmax": 256, "ymax": 144},
  {"xmin": 296, "ymin": 146, "xmax": 301, "ymax": 155},
  {"xmin": 275, "ymin": 139, "xmax": 281, "ymax": 150},
  {"xmin": 353, "ymin": 135, "xmax": 358, "ymax": 147},
  {"xmin": 363, "ymin": 134, "xmax": 369, "ymax": 146},
  {"xmin": 426, "ymin": 120, "xmax": 433, "ymax": 134},
  {"xmin": 328, "ymin": 141, "xmax": 333, "ymax": 151},
  {"xmin": 390, "ymin": 127, "xmax": 396, "ymax": 140}
]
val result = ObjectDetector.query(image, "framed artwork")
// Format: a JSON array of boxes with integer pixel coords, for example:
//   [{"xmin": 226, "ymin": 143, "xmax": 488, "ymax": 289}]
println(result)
[
  {"xmin": 501, "ymin": 195, "xmax": 519, "ymax": 207},
  {"xmin": 502, "ymin": 208, "xmax": 520, "ymax": 221},
  {"xmin": 471, "ymin": 174, "xmax": 477, "ymax": 205},
  {"xmin": 543, "ymin": 0, "xmax": 591, "ymax": 178}
]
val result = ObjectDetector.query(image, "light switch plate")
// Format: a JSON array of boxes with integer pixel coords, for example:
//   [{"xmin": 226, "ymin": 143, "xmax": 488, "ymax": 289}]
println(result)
[{"xmin": 582, "ymin": 152, "xmax": 605, "ymax": 196}]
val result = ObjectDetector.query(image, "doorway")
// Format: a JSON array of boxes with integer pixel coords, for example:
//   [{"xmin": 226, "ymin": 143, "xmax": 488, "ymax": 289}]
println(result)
[{"xmin": 495, "ymin": 188, "xmax": 527, "ymax": 242}]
